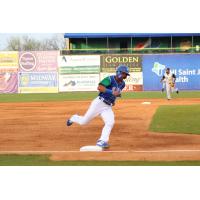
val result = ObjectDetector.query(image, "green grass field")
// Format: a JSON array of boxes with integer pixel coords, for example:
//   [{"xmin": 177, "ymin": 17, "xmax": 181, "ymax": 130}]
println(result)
[
  {"xmin": 150, "ymin": 105, "xmax": 200, "ymax": 134},
  {"xmin": 0, "ymin": 91, "xmax": 199, "ymax": 103},
  {"xmin": 0, "ymin": 154, "xmax": 200, "ymax": 166}
]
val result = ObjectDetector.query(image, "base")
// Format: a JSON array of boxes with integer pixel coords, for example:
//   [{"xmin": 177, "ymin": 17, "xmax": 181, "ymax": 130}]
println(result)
[
  {"xmin": 80, "ymin": 145, "xmax": 103, "ymax": 152},
  {"xmin": 141, "ymin": 102, "xmax": 151, "ymax": 105}
]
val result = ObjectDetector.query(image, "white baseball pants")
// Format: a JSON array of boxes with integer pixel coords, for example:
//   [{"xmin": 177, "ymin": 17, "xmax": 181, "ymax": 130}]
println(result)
[
  {"xmin": 166, "ymin": 83, "xmax": 178, "ymax": 99},
  {"xmin": 70, "ymin": 97, "xmax": 115, "ymax": 142}
]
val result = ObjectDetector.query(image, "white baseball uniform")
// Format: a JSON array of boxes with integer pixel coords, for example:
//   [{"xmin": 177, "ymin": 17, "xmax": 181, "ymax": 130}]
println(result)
[{"xmin": 162, "ymin": 72, "xmax": 177, "ymax": 99}]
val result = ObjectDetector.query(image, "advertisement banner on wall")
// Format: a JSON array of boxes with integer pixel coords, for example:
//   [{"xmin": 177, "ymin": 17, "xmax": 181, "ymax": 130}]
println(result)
[
  {"xmin": 18, "ymin": 72, "xmax": 58, "ymax": 93},
  {"xmin": 123, "ymin": 85, "xmax": 143, "ymax": 92},
  {"xmin": 100, "ymin": 72, "xmax": 143, "ymax": 91},
  {"xmin": 59, "ymin": 74, "xmax": 99, "ymax": 92},
  {"xmin": 100, "ymin": 54, "xmax": 142, "ymax": 73},
  {"xmin": 59, "ymin": 66, "xmax": 100, "ymax": 74},
  {"xmin": 0, "ymin": 72, "xmax": 18, "ymax": 93},
  {"xmin": 59, "ymin": 55, "xmax": 100, "ymax": 74},
  {"xmin": 19, "ymin": 51, "xmax": 59, "ymax": 72},
  {"xmin": 143, "ymin": 54, "xmax": 200, "ymax": 90},
  {"xmin": 0, "ymin": 52, "xmax": 18, "ymax": 73}
]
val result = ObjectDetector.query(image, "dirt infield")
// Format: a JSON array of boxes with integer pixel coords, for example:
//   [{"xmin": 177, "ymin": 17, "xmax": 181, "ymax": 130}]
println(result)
[{"xmin": 0, "ymin": 98, "xmax": 200, "ymax": 161}]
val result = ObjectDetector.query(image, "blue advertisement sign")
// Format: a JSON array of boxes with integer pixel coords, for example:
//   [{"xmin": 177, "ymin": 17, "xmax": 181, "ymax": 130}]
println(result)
[
  {"xmin": 142, "ymin": 54, "xmax": 200, "ymax": 90},
  {"xmin": 19, "ymin": 72, "xmax": 58, "ymax": 87}
]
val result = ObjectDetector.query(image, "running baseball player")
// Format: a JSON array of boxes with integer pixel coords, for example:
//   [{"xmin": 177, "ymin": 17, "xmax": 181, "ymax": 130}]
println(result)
[
  {"xmin": 66, "ymin": 65, "xmax": 130, "ymax": 148},
  {"xmin": 160, "ymin": 67, "xmax": 179, "ymax": 100}
]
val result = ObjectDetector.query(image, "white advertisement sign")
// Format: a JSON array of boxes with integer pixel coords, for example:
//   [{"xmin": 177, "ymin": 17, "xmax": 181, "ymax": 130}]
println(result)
[
  {"xmin": 100, "ymin": 72, "xmax": 143, "ymax": 85},
  {"xmin": 59, "ymin": 55, "xmax": 100, "ymax": 67},
  {"xmin": 59, "ymin": 74, "xmax": 100, "ymax": 91}
]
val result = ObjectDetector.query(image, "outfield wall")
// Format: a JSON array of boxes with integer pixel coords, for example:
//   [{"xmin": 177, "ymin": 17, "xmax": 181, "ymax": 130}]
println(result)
[
  {"xmin": 0, "ymin": 51, "xmax": 200, "ymax": 93},
  {"xmin": 143, "ymin": 54, "xmax": 200, "ymax": 91}
]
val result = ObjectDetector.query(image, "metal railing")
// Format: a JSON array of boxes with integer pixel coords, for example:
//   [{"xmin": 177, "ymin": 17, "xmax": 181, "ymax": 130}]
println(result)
[{"xmin": 61, "ymin": 46, "xmax": 200, "ymax": 55}]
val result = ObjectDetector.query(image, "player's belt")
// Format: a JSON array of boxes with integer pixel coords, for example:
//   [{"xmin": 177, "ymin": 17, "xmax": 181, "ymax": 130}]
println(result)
[{"xmin": 99, "ymin": 97, "xmax": 113, "ymax": 106}]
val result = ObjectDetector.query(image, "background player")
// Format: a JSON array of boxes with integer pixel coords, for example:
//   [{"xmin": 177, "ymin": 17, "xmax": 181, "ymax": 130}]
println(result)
[
  {"xmin": 160, "ymin": 67, "xmax": 179, "ymax": 100},
  {"xmin": 66, "ymin": 65, "xmax": 130, "ymax": 148}
]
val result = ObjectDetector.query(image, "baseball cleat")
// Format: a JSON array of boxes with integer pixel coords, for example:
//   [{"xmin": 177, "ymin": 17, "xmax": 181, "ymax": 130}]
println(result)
[
  {"xmin": 96, "ymin": 140, "xmax": 109, "ymax": 148},
  {"xmin": 66, "ymin": 119, "xmax": 73, "ymax": 126},
  {"xmin": 161, "ymin": 88, "xmax": 164, "ymax": 92}
]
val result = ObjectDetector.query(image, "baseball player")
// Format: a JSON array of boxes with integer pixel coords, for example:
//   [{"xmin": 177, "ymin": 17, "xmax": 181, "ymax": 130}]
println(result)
[
  {"xmin": 160, "ymin": 67, "xmax": 179, "ymax": 100},
  {"xmin": 66, "ymin": 65, "xmax": 130, "ymax": 148},
  {"xmin": 161, "ymin": 82, "xmax": 165, "ymax": 92}
]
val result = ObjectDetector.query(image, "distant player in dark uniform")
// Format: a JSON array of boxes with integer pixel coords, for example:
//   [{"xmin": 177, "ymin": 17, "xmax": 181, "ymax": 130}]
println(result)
[{"xmin": 66, "ymin": 65, "xmax": 130, "ymax": 148}]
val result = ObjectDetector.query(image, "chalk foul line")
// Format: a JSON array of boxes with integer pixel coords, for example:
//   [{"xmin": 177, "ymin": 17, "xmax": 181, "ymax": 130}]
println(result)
[{"xmin": 0, "ymin": 150, "xmax": 200, "ymax": 153}]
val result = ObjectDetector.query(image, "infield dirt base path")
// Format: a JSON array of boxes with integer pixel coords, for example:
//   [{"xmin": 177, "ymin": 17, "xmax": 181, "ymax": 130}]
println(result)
[{"xmin": 0, "ymin": 98, "xmax": 200, "ymax": 161}]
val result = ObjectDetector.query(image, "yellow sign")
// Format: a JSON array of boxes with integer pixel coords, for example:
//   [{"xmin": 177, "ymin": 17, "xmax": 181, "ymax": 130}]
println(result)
[
  {"xmin": 0, "ymin": 51, "xmax": 19, "ymax": 67},
  {"xmin": 18, "ymin": 87, "xmax": 58, "ymax": 93}
]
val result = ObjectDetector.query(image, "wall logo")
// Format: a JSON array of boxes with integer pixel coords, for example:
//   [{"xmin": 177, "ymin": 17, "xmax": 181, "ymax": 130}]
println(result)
[
  {"xmin": 64, "ymin": 80, "xmax": 76, "ymax": 87},
  {"xmin": 19, "ymin": 52, "xmax": 37, "ymax": 71},
  {"xmin": 62, "ymin": 56, "xmax": 67, "ymax": 63},
  {"xmin": 20, "ymin": 74, "xmax": 30, "ymax": 86},
  {"xmin": 152, "ymin": 62, "xmax": 165, "ymax": 76},
  {"xmin": 125, "ymin": 75, "xmax": 142, "ymax": 85}
]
